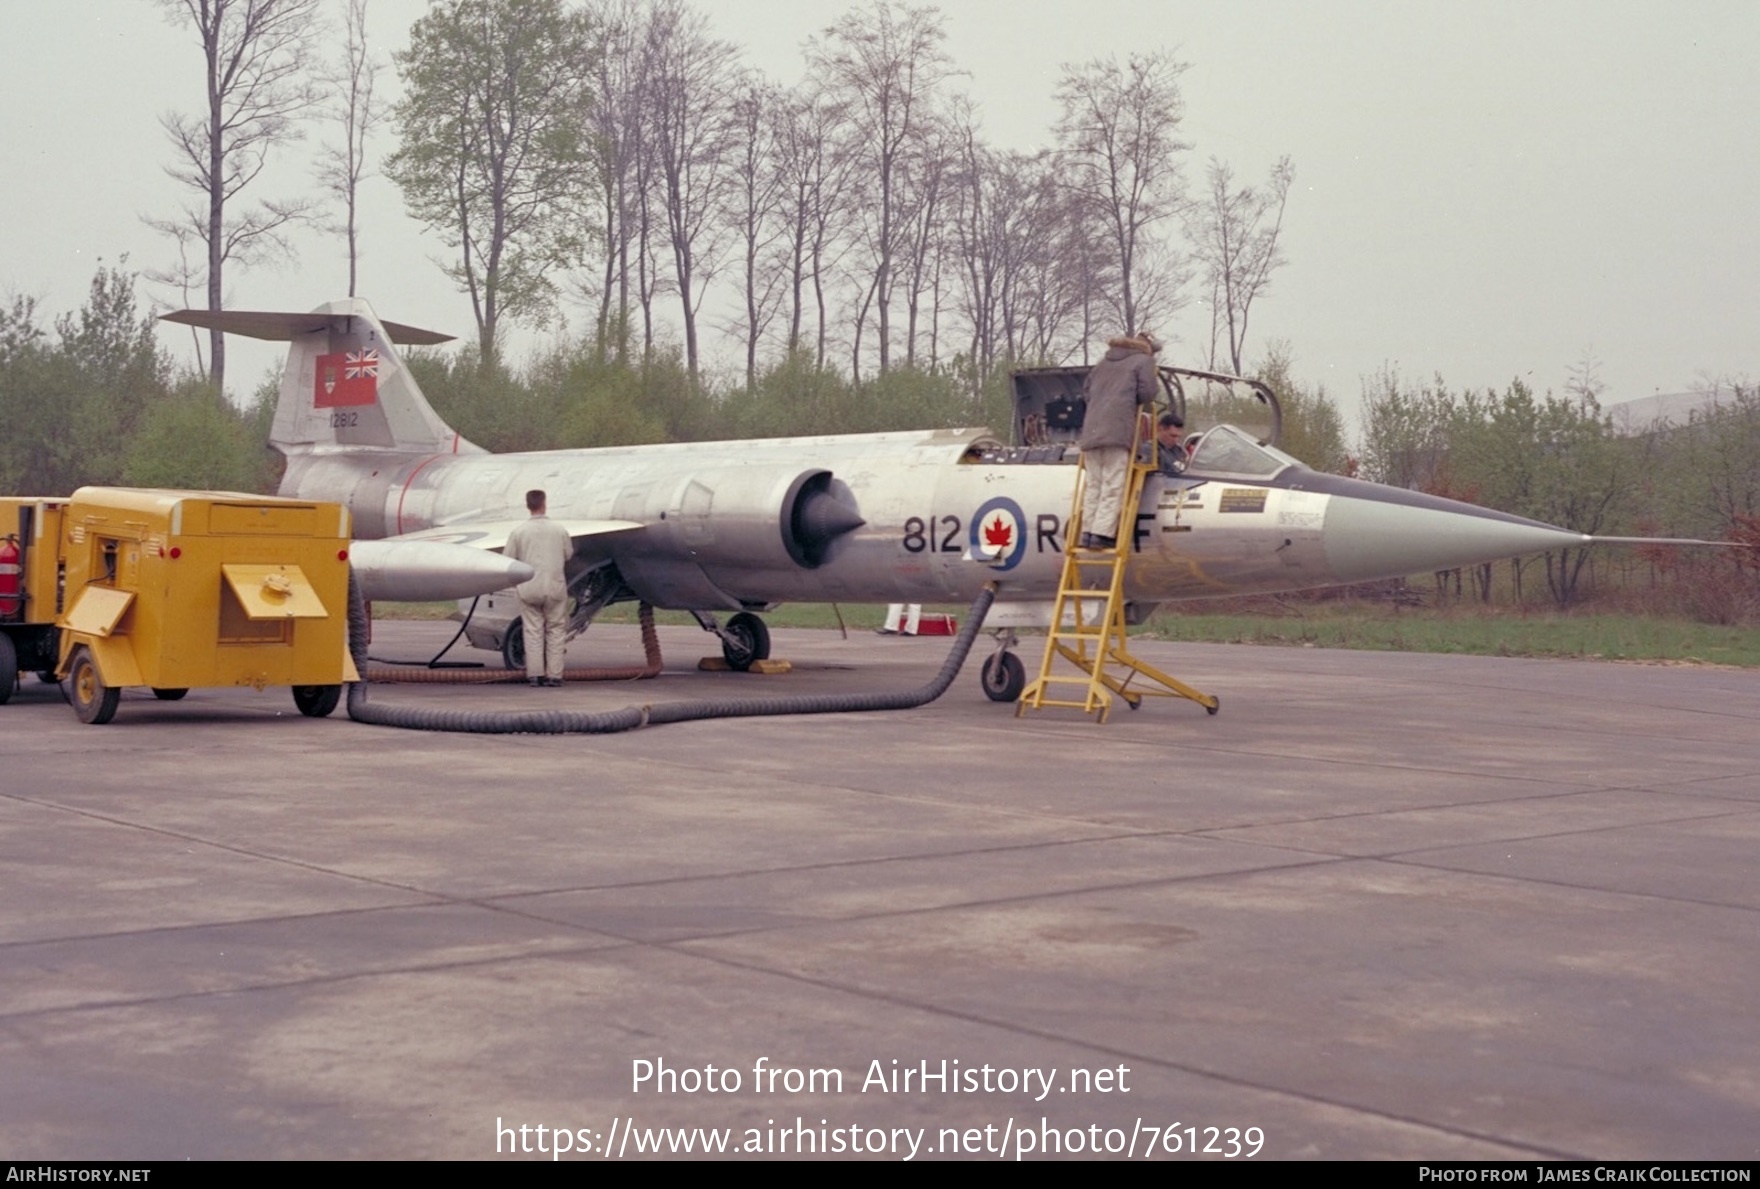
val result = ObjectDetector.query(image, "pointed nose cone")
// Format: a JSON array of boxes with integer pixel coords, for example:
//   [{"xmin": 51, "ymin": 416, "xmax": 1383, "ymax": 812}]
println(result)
[{"xmin": 1322, "ymin": 488, "xmax": 1587, "ymax": 583}]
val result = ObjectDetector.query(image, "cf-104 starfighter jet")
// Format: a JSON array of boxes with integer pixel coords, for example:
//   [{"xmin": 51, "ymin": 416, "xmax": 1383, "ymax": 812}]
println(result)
[{"xmin": 164, "ymin": 299, "xmax": 1672, "ymax": 704}]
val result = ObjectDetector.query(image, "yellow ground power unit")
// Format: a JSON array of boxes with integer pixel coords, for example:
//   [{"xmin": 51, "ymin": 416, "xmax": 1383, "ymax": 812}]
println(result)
[{"xmin": 0, "ymin": 487, "xmax": 358, "ymax": 724}]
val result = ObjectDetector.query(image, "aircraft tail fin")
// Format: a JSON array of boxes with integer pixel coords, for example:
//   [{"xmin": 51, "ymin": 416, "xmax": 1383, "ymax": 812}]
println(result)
[{"xmin": 161, "ymin": 298, "xmax": 482, "ymax": 457}]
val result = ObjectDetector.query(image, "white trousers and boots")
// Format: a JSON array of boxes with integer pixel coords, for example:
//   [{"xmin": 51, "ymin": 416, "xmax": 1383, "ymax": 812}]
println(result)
[
  {"xmin": 521, "ymin": 594, "xmax": 567, "ymax": 682},
  {"xmin": 881, "ymin": 603, "xmax": 923, "ymax": 634},
  {"xmin": 1080, "ymin": 446, "xmax": 1130, "ymax": 543}
]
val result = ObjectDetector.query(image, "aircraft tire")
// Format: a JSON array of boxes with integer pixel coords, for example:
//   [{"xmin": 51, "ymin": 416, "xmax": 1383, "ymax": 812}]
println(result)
[
  {"xmin": 152, "ymin": 688, "xmax": 189, "ymax": 701},
  {"xmin": 980, "ymin": 651, "xmax": 1026, "ymax": 703},
  {"xmin": 501, "ymin": 625, "xmax": 525, "ymax": 671},
  {"xmin": 0, "ymin": 632, "xmax": 15, "ymax": 705},
  {"xmin": 69, "ymin": 647, "xmax": 119, "ymax": 725},
  {"xmin": 721, "ymin": 612, "xmax": 771, "ymax": 672},
  {"xmin": 293, "ymin": 684, "xmax": 342, "ymax": 718}
]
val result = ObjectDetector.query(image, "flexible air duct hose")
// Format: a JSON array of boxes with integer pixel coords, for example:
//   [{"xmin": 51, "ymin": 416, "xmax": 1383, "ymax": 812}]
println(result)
[
  {"xmin": 363, "ymin": 604, "xmax": 663, "ymax": 683},
  {"xmin": 345, "ymin": 569, "xmax": 996, "ymax": 735}
]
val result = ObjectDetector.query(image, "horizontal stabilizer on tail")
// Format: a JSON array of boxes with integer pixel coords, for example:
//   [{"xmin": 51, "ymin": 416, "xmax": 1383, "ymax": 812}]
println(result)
[
  {"xmin": 161, "ymin": 308, "xmax": 455, "ymax": 345},
  {"xmin": 163, "ymin": 298, "xmax": 474, "ymax": 457}
]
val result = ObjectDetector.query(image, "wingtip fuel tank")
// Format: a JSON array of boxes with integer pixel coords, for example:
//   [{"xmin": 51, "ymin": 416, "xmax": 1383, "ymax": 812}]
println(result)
[{"xmin": 349, "ymin": 539, "xmax": 535, "ymax": 602}]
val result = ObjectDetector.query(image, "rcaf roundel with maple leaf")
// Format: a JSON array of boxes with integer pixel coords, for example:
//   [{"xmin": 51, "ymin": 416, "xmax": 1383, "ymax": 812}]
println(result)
[{"xmin": 970, "ymin": 496, "xmax": 1029, "ymax": 571}]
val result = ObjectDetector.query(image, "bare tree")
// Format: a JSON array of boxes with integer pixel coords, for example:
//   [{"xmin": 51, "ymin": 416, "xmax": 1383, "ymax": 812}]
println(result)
[
  {"xmin": 809, "ymin": 0, "xmax": 954, "ymax": 379},
  {"xmin": 150, "ymin": 0, "xmax": 322, "ymax": 396},
  {"xmin": 1054, "ymin": 51, "xmax": 1190, "ymax": 336},
  {"xmin": 315, "ymin": 0, "xmax": 386, "ymax": 297},
  {"xmin": 642, "ymin": 0, "xmax": 740, "ymax": 385},
  {"xmin": 771, "ymin": 83, "xmax": 853, "ymax": 368},
  {"xmin": 1039, "ymin": 182, "xmax": 1115, "ymax": 364},
  {"xmin": 949, "ymin": 117, "xmax": 1003, "ymax": 380},
  {"xmin": 949, "ymin": 117, "xmax": 1050, "ymax": 380},
  {"xmin": 724, "ymin": 79, "xmax": 789, "ymax": 389},
  {"xmin": 895, "ymin": 113, "xmax": 954, "ymax": 369},
  {"xmin": 1189, "ymin": 155, "xmax": 1293, "ymax": 374},
  {"xmin": 581, "ymin": 0, "xmax": 647, "ymax": 361},
  {"xmin": 1564, "ymin": 347, "xmax": 1607, "ymax": 410}
]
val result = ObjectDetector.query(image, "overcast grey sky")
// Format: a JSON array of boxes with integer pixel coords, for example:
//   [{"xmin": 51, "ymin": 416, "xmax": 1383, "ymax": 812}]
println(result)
[{"xmin": 3, "ymin": 0, "xmax": 1756, "ymax": 421}]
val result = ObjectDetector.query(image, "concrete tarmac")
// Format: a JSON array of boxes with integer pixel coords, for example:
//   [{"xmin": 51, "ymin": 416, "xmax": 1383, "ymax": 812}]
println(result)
[{"xmin": 2, "ymin": 620, "xmax": 1757, "ymax": 1161}]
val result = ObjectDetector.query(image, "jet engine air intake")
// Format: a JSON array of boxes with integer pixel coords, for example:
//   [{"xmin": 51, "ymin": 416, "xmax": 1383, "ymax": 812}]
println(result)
[
  {"xmin": 666, "ymin": 467, "xmax": 864, "ymax": 571},
  {"xmin": 787, "ymin": 471, "xmax": 865, "ymax": 567}
]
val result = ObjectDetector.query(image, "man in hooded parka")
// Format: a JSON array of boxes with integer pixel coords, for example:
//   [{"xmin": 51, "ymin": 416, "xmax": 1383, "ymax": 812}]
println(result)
[{"xmin": 1077, "ymin": 331, "xmax": 1162, "ymax": 548}]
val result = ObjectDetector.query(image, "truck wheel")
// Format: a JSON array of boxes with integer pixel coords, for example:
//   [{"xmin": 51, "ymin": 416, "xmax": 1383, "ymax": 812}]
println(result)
[
  {"xmin": 721, "ymin": 612, "xmax": 770, "ymax": 671},
  {"xmin": 0, "ymin": 633, "xmax": 15, "ymax": 706},
  {"xmin": 292, "ymin": 684, "xmax": 342, "ymax": 718},
  {"xmin": 69, "ymin": 647, "xmax": 120, "ymax": 725},
  {"xmin": 980, "ymin": 651, "xmax": 1026, "ymax": 702},
  {"xmin": 152, "ymin": 688, "xmax": 189, "ymax": 701}
]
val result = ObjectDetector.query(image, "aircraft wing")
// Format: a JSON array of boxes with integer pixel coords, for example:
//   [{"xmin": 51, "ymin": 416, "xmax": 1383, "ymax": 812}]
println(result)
[
  {"xmin": 384, "ymin": 518, "xmax": 644, "ymax": 554},
  {"xmin": 351, "ymin": 519, "xmax": 644, "ymax": 602}
]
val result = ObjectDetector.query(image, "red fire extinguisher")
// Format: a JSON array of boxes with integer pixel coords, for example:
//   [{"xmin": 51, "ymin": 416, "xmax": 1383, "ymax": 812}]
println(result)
[{"xmin": 0, "ymin": 535, "xmax": 21, "ymax": 619}]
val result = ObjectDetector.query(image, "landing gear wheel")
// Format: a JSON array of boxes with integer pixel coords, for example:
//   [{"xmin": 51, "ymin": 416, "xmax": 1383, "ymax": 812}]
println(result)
[
  {"xmin": 501, "ymin": 624, "xmax": 526, "ymax": 672},
  {"xmin": 721, "ymin": 611, "xmax": 771, "ymax": 672},
  {"xmin": 152, "ymin": 688, "xmax": 189, "ymax": 701},
  {"xmin": 980, "ymin": 651, "xmax": 1026, "ymax": 702},
  {"xmin": 292, "ymin": 684, "xmax": 342, "ymax": 718},
  {"xmin": 69, "ymin": 647, "xmax": 119, "ymax": 725},
  {"xmin": 0, "ymin": 632, "xmax": 15, "ymax": 705}
]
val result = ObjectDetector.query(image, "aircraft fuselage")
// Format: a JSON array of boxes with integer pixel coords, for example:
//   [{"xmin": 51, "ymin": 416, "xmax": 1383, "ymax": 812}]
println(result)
[{"xmin": 282, "ymin": 424, "xmax": 1590, "ymax": 615}]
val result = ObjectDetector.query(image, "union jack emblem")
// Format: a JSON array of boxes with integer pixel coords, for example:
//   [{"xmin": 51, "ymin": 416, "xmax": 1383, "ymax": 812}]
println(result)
[{"xmin": 344, "ymin": 349, "xmax": 379, "ymax": 380}]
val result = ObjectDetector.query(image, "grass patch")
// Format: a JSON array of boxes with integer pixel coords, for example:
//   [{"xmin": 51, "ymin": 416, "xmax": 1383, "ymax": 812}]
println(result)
[
  {"xmin": 371, "ymin": 600, "xmax": 463, "ymax": 621},
  {"xmin": 373, "ymin": 599, "xmax": 1760, "ymax": 666},
  {"xmin": 1139, "ymin": 604, "xmax": 1760, "ymax": 666}
]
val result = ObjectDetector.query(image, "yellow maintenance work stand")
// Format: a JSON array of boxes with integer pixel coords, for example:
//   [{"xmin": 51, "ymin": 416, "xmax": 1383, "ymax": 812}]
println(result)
[
  {"xmin": 1016, "ymin": 422, "xmax": 1219, "ymax": 724},
  {"xmin": 0, "ymin": 487, "xmax": 357, "ymax": 724}
]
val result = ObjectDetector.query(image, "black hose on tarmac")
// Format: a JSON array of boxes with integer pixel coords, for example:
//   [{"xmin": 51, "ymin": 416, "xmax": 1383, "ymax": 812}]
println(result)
[{"xmin": 345, "ymin": 569, "xmax": 996, "ymax": 735}]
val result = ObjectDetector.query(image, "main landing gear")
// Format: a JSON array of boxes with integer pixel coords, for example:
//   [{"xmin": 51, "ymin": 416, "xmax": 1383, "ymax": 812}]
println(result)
[{"xmin": 693, "ymin": 609, "xmax": 772, "ymax": 671}]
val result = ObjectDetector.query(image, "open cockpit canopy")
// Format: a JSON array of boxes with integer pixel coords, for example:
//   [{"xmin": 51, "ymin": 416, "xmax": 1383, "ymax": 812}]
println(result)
[{"xmin": 1008, "ymin": 364, "xmax": 1284, "ymax": 453}]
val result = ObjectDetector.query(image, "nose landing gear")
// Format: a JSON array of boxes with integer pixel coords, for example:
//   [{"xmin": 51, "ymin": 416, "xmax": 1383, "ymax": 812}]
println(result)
[{"xmin": 980, "ymin": 629, "xmax": 1026, "ymax": 702}]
